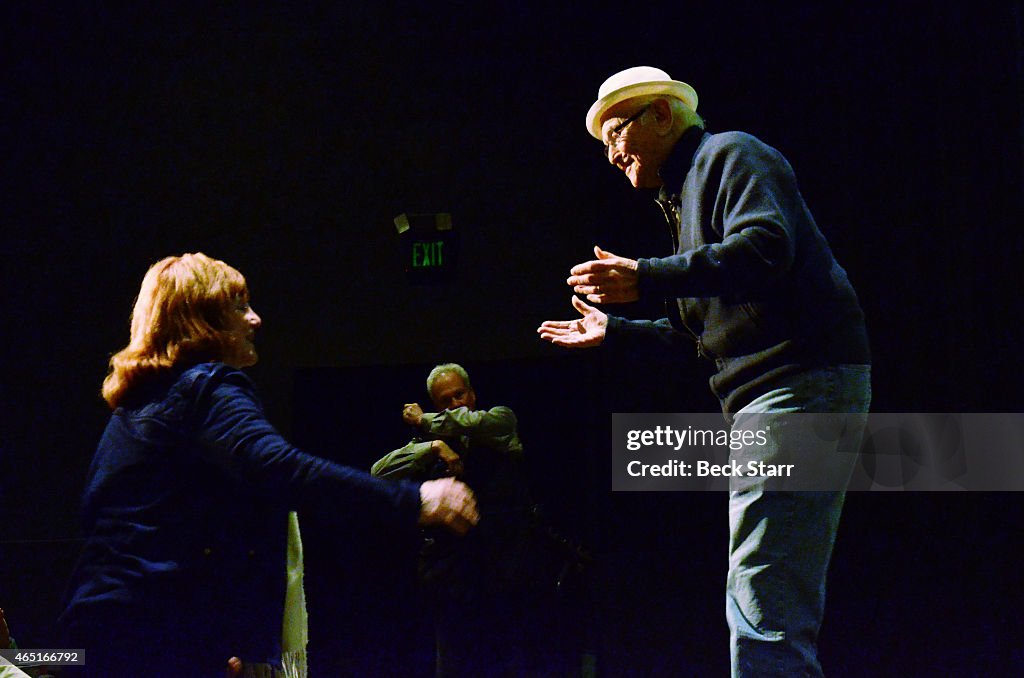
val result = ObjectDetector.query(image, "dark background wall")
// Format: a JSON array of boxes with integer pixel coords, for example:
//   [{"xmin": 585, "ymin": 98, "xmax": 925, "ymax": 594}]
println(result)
[{"xmin": 3, "ymin": 2, "xmax": 1023, "ymax": 675}]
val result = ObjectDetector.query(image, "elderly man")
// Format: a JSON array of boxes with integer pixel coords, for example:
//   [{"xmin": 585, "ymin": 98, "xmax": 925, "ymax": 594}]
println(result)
[
  {"xmin": 538, "ymin": 66, "xmax": 871, "ymax": 677},
  {"xmin": 372, "ymin": 363, "xmax": 537, "ymax": 677}
]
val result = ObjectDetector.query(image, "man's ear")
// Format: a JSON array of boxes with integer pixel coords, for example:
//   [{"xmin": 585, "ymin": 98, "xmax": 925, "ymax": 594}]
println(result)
[{"xmin": 651, "ymin": 98, "xmax": 675, "ymax": 136}]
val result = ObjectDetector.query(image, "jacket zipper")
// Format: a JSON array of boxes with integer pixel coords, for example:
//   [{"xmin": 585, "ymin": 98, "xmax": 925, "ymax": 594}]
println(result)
[{"xmin": 656, "ymin": 197, "xmax": 706, "ymax": 359}]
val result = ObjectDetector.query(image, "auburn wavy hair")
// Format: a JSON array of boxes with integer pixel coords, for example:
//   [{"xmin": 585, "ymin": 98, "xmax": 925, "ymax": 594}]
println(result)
[{"xmin": 102, "ymin": 253, "xmax": 249, "ymax": 408}]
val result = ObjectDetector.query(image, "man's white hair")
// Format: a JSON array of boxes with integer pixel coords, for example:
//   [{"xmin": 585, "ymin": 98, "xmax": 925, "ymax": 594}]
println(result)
[
  {"xmin": 630, "ymin": 95, "xmax": 704, "ymax": 132},
  {"xmin": 426, "ymin": 363, "xmax": 471, "ymax": 395}
]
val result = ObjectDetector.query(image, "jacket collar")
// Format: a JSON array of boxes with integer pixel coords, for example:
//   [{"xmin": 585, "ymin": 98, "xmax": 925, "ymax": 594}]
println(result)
[{"xmin": 658, "ymin": 125, "xmax": 707, "ymax": 200}]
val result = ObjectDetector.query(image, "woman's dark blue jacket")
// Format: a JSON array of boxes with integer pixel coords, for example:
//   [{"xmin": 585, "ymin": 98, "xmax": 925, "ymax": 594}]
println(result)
[{"xmin": 60, "ymin": 362, "xmax": 421, "ymax": 671}]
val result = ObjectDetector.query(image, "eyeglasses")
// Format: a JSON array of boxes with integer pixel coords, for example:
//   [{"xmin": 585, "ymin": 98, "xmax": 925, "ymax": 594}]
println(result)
[{"xmin": 602, "ymin": 104, "xmax": 650, "ymax": 157}]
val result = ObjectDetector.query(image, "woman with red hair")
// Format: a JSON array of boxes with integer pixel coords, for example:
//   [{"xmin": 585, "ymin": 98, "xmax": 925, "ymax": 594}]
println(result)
[{"xmin": 60, "ymin": 253, "xmax": 477, "ymax": 677}]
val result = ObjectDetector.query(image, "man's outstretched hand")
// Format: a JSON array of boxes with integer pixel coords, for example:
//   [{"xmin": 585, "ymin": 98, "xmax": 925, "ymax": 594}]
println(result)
[
  {"xmin": 566, "ymin": 245, "xmax": 639, "ymax": 304},
  {"xmin": 537, "ymin": 295, "xmax": 609, "ymax": 348}
]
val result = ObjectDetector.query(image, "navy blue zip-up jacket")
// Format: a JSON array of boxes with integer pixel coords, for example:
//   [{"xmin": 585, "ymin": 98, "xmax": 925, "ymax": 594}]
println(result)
[
  {"xmin": 605, "ymin": 127, "xmax": 870, "ymax": 414},
  {"xmin": 60, "ymin": 362, "xmax": 421, "ymax": 672}
]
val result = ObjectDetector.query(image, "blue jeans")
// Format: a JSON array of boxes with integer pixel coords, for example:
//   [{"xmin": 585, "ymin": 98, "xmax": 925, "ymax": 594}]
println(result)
[{"xmin": 726, "ymin": 365, "xmax": 871, "ymax": 678}]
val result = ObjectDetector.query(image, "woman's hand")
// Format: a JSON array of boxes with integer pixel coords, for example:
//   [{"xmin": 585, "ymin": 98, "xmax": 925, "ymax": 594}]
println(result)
[{"xmin": 418, "ymin": 477, "xmax": 479, "ymax": 535}]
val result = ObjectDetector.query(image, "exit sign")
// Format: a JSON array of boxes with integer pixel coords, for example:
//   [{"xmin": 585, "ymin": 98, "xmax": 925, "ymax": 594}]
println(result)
[
  {"xmin": 411, "ymin": 239, "xmax": 446, "ymax": 268},
  {"xmin": 394, "ymin": 213, "xmax": 459, "ymax": 284}
]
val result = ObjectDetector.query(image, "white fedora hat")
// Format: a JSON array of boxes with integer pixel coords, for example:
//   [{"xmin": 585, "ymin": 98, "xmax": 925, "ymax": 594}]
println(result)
[{"xmin": 585, "ymin": 66, "xmax": 699, "ymax": 139}]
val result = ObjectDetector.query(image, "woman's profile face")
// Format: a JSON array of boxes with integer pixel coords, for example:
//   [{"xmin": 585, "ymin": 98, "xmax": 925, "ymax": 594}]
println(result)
[{"xmin": 222, "ymin": 298, "xmax": 262, "ymax": 368}]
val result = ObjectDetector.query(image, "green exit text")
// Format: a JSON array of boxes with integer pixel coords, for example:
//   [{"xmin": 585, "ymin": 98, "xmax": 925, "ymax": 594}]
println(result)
[{"xmin": 412, "ymin": 241, "xmax": 445, "ymax": 268}]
